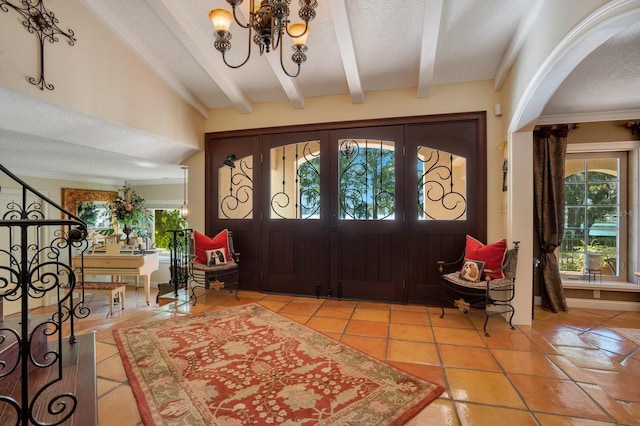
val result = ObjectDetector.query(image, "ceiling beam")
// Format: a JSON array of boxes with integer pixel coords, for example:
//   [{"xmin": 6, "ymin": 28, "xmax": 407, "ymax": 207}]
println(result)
[
  {"xmin": 328, "ymin": 0, "xmax": 363, "ymax": 104},
  {"xmin": 494, "ymin": 0, "xmax": 544, "ymax": 91},
  {"xmin": 146, "ymin": 0, "xmax": 253, "ymax": 114},
  {"xmin": 80, "ymin": 0, "xmax": 209, "ymax": 118},
  {"xmin": 417, "ymin": 0, "xmax": 444, "ymax": 98}
]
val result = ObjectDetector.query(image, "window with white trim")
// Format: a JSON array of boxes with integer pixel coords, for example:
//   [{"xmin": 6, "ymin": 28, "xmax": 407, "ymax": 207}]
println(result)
[{"xmin": 560, "ymin": 152, "xmax": 627, "ymax": 281}]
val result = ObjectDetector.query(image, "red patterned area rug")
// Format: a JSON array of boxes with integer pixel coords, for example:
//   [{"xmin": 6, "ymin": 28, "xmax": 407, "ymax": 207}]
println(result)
[{"xmin": 114, "ymin": 303, "xmax": 444, "ymax": 425}]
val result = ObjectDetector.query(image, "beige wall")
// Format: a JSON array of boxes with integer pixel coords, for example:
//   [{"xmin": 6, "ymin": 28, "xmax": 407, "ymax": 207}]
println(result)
[{"xmin": 0, "ymin": 0, "xmax": 205, "ymax": 150}]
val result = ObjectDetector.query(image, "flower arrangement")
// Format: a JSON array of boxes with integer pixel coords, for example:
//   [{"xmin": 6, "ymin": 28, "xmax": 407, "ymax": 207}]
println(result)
[{"xmin": 109, "ymin": 183, "xmax": 152, "ymax": 233}]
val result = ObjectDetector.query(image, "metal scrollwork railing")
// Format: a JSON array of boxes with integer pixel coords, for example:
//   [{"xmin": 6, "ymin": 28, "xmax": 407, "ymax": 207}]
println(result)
[
  {"xmin": 0, "ymin": 162, "xmax": 89, "ymax": 425},
  {"xmin": 417, "ymin": 147, "xmax": 467, "ymax": 220},
  {"xmin": 339, "ymin": 139, "xmax": 395, "ymax": 220}
]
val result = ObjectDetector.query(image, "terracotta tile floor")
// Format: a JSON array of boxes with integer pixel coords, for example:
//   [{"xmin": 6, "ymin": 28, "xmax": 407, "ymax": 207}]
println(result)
[{"xmin": 23, "ymin": 287, "xmax": 640, "ymax": 425}]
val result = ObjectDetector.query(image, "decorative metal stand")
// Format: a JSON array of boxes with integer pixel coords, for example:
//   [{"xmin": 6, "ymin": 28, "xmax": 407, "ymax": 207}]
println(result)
[
  {"xmin": 168, "ymin": 229, "xmax": 192, "ymax": 296},
  {"xmin": 0, "ymin": 163, "xmax": 91, "ymax": 425},
  {"xmin": 0, "ymin": 0, "xmax": 76, "ymax": 90}
]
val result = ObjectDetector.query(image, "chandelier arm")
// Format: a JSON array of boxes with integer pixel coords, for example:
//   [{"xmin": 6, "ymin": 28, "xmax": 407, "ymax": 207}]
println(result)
[
  {"xmin": 279, "ymin": 38, "xmax": 301, "ymax": 78},
  {"xmin": 230, "ymin": 4, "xmax": 251, "ymax": 29},
  {"xmin": 221, "ymin": 28, "xmax": 253, "ymax": 69}
]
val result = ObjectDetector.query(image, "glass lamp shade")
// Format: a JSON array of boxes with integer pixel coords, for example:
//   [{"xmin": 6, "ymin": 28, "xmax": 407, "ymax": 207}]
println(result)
[
  {"xmin": 289, "ymin": 23, "xmax": 310, "ymax": 46},
  {"xmin": 180, "ymin": 203, "xmax": 189, "ymax": 219},
  {"xmin": 209, "ymin": 9, "xmax": 233, "ymax": 32}
]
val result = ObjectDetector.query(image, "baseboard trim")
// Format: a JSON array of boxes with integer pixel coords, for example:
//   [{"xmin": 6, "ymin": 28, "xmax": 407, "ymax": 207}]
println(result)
[
  {"xmin": 566, "ymin": 298, "xmax": 640, "ymax": 312},
  {"xmin": 534, "ymin": 296, "xmax": 640, "ymax": 312}
]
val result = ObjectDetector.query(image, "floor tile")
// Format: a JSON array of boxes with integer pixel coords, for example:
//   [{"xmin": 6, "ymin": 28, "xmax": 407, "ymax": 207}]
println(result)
[
  {"xmin": 314, "ymin": 304, "xmax": 354, "ymax": 319},
  {"xmin": 491, "ymin": 348, "xmax": 569, "ymax": 378},
  {"xmin": 438, "ymin": 344, "xmax": 501, "ymax": 371},
  {"xmin": 547, "ymin": 354, "xmax": 598, "ymax": 384},
  {"xmin": 534, "ymin": 412, "xmax": 617, "ymax": 425},
  {"xmin": 97, "ymin": 353, "xmax": 128, "ymax": 383},
  {"xmin": 98, "ymin": 384, "xmax": 141, "ymax": 426},
  {"xmin": 345, "ymin": 319, "xmax": 388, "ymax": 337},
  {"xmin": 387, "ymin": 340, "xmax": 439, "ymax": 365},
  {"xmin": 279, "ymin": 312, "xmax": 310, "ymax": 324},
  {"xmin": 455, "ymin": 402, "xmax": 538, "ymax": 426},
  {"xmin": 579, "ymin": 382, "xmax": 640, "ymax": 425},
  {"xmin": 256, "ymin": 299, "xmax": 288, "ymax": 312},
  {"xmin": 445, "ymin": 368, "xmax": 526, "ymax": 408},
  {"xmin": 585, "ymin": 369, "xmax": 640, "ymax": 402},
  {"xmin": 432, "ymin": 311, "xmax": 476, "ymax": 329},
  {"xmin": 340, "ymin": 335, "xmax": 387, "ymax": 360},
  {"xmin": 306, "ymin": 316, "xmax": 348, "ymax": 334},
  {"xmin": 351, "ymin": 307, "xmax": 390, "ymax": 322},
  {"xmin": 432, "ymin": 326, "xmax": 486, "ymax": 347},
  {"xmin": 391, "ymin": 304, "xmax": 428, "ymax": 313},
  {"xmin": 387, "ymin": 361, "xmax": 447, "ymax": 390},
  {"xmin": 279, "ymin": 301, "xmax": 320, "ymax": 316},
  {"xmin": 405, "ymin": 399, "xmax": 459, "ymax": 426},
  {"xmin": 389, "ymin": 323, "xmax": 434, "ymax": 343},
  {"xmin": 390, "ymin": 310, "xmax": 430, "ymax": 325},
  {"xmin": 555, "ymin": 346, "xmax": 626, "ymax": 371},
  {"xmin": 508, "ymin": 373, "xmax": 611, "ymax": 421},
  {"xmin": 481, "ymin": 329, "xmax": 540, "ymax": 351},
  {"xmin": 95, "ymin": 341, "xmax": 119, "ymax": 363},
  {"xmin": 356, "ymin": 301, "xmax": 391, "ymax": 310}
]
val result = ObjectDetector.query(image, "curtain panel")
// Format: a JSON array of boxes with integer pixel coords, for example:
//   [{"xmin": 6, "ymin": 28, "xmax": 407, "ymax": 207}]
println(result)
[{"xmin": 533, "ymin": 125, "xmax": 569, "ymax": 312}]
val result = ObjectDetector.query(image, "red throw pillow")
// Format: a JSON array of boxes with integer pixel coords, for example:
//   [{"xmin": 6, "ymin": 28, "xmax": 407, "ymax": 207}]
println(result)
[
  {"xmin": 464, "ymin": 235, "xmax": 507, "ymax": 280},
  {"xmin": 194, "ymin": 230, "xmax": 230, "ymax": 264}
]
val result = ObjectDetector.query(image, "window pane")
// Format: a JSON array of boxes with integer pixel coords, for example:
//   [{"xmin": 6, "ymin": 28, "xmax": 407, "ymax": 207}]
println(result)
[
  {"xmin": 270, "ymin": 141, "xmax": 320, "ymax": 219},
  {"xmin": 561, "ymin": 154, "xmax": 622, "ymax": 278},
  {"xmin": 565, "ymin": 183, "xmax": 585, "ymax": 205},
  {"xmin": 339, "ymin": 139, "xmax": 395, "ymax": 220},
  {"xmin": 565, "ymin": 159, "xmax": 585, "ymax": 182},
  {"xmin": 587, "ymin": 158, "xmax": 617, "ymax": 181},
  {"xmin": 417, "ymin": 146, "xmax": 467, "ymax": 220},
  {"xmin": 219, "ymin": 155, "xmax": 253, "ymax": 219}
]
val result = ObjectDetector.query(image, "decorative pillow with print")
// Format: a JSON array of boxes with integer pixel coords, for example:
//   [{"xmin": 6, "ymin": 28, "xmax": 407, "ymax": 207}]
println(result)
[
  {"xmin": 194, "ymin": 229, "xmax": 230, "ymax": 264},
  {"xmin": 460, "ymin": 259, "xmax": 486, "ymax": 282},
  {"xmin": 464, "ymin": 235, "xmax": 507, "ymax": 280},
  {"xmin": 206, "ymin": 248, "xmax": 227, "ymax": 266}
]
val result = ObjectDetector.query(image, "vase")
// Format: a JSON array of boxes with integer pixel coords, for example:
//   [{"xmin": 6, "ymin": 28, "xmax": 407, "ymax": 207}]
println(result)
[{"xmin": 123, "ymin": 225, "xmax": 132, "ymax": 245}]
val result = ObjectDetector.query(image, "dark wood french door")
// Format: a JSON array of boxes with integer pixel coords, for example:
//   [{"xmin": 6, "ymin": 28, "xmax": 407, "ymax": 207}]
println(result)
[
  {"xmin": 327, "ymin": 126, "xmax": 405, "ymax": 301},
  {"xmin": 207, "ymin": 112, "xmax": 486, "ymax": 305}
]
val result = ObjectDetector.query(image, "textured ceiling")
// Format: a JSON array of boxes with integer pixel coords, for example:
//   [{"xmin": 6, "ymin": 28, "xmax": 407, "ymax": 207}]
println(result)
[{"xmin": 1, "ymin": 0, "xmax": 639, "ymax": 183}]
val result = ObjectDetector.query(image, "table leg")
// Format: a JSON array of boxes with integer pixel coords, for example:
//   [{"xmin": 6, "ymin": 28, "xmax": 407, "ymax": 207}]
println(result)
[{"xmin": 142, "ymin": 274, "xmax": 150, "ymax": 305}]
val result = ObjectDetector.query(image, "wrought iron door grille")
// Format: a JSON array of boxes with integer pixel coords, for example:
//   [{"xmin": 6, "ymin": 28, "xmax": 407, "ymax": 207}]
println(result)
[{"xmin": 338, "ymin": 139, "xmax": 395, "ymax": 220}]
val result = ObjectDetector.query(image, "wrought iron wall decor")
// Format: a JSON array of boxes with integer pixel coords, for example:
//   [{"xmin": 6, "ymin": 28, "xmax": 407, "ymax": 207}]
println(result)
[
  {"xmin": 338, "ymin": 139, "xmax": 395, "ymax": 220},
  {"xmin": 0, "ymin": 162, "xmax": 91, "ymax": 425},
  {"xmin": 1, "ymin": 0, "xmax": 76, "ymax": 90},
  {"xmin": 270, "ymin": 141, "xmax": 320, "ymax": 219},
  {"xmin": 417, "ymin": 147, "xmax": 467, "ymax": 220},
  {"xmin": 219, "ymin": 154, "xmax": 253, "ymax": 219}
]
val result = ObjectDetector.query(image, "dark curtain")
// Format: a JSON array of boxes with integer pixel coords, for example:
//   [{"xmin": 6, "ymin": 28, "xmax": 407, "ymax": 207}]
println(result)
[{"xmin": 533, "ymin": 125, "xmax": 568, "ymax": 312}]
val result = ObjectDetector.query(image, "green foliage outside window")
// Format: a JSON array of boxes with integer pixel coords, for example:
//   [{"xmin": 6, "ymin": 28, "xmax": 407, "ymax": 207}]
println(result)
[{"xmin": 154, "ymin": 209, "xmax": 188, "ymax": 249}]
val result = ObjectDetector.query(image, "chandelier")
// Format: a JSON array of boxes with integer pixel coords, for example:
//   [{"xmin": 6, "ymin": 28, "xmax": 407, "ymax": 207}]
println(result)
[{"xmin": 209, "ymin": 0, "xmax": 318, "ymax": 77}]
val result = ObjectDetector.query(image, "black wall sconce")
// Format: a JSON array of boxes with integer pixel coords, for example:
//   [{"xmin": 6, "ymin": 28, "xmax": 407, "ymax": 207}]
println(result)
[
  {"xmin": 223, "ymin": 154, "xmax": 236, "ymax": 168},
  {"xmin": 1, "ymin": 0, "xmax": 76, "ymax": 90}
]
